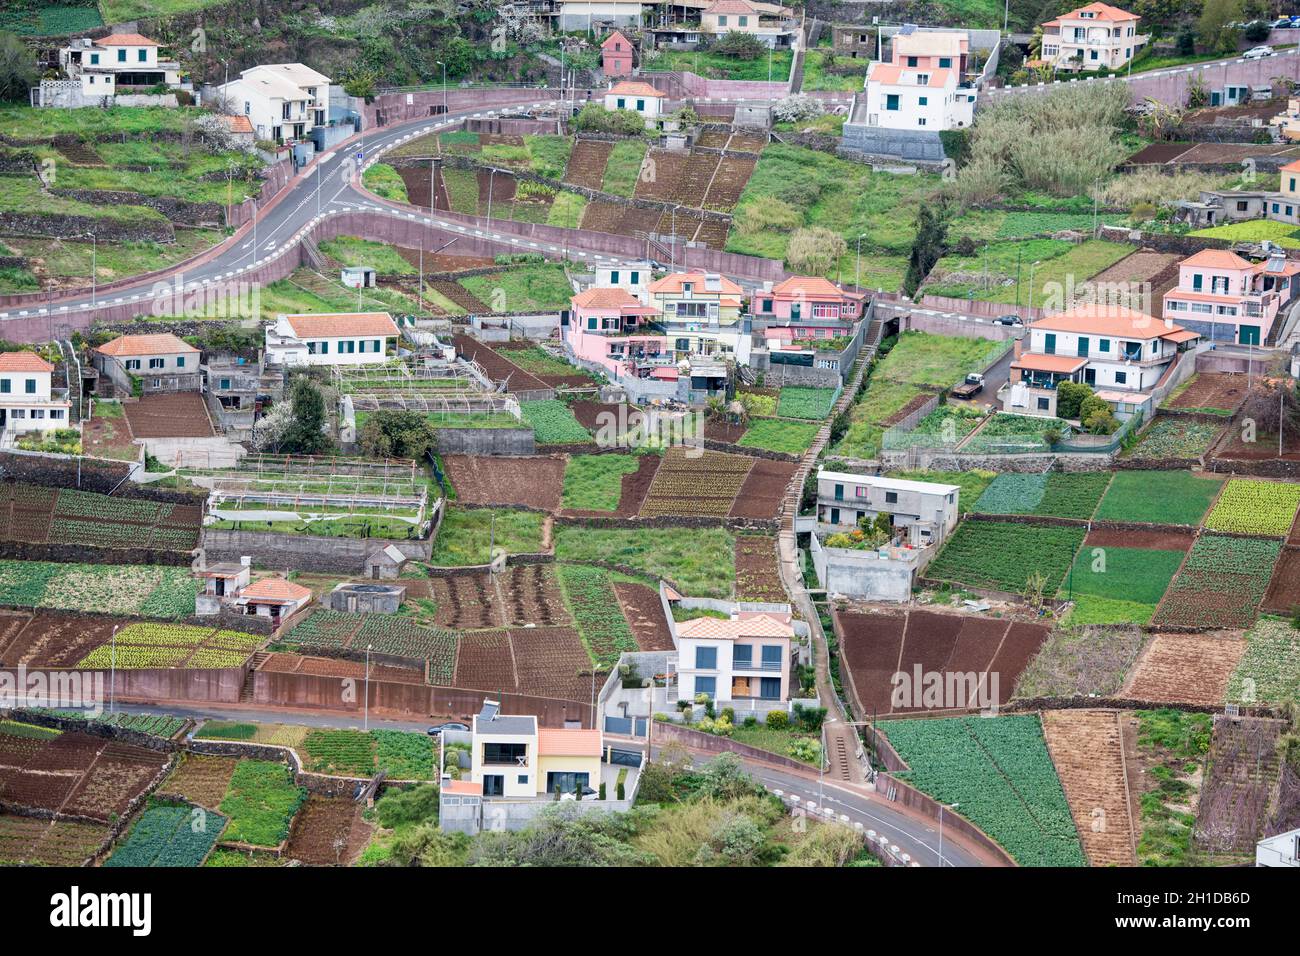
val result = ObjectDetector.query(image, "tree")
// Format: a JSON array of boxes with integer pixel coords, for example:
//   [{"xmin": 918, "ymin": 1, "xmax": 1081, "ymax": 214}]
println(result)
[
  {"xmin": 1176, "ymin": 24, "xmax": 1198, "ymax": 56},
  {"xmin": 1199, "ymin": 0, "xmax": 1245, "ymax": 56},
  {"xmin": 1079, "ymin": 394, "xmax": 1119, "ymax": 435},
  {"xmin": 1056, "ymin": 380, "xmax": 1094, "ymax": 420},
  {"xmin": 358, "ymin": 410, "xmax": 438, "ymax": 460},
  {"xmin": 1240, "ymin": 369, "xmax": 1300, "ymax": 439},
  {"xmin": 713, "ymin": 31, "xmax": 766, "ymax": 61},
  {"xmin": 0, "ymin": 31, "xmax": 35, "ymax": 104},
  {"xmin": 277, "ymin": 375, "xmax": 334, "ymax": 455},
  {"xmin": 341, "ymin": 65, "xmax": 380, "ymax": 101},
  {"xmin": 786, "ymin": 227, "xmax": 846, "ymax": 276},
  {"xmin": 903, "ymin": 203, "xmax": 949, "ymax": 297}
]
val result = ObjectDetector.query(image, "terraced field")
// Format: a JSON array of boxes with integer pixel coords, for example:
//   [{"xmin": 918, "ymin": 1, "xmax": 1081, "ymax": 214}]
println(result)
[{"xmin": 1041, "ymin": 710, "xmax": 1136, "ymax": 867}]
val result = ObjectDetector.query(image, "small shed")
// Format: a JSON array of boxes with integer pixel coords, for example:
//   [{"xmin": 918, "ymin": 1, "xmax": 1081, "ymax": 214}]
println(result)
[
  {"xmin": 365, "ymin": 543, "xmax": 409, "ymax": 580},
  {"xmin": 341, "ymin": 265, "xmax": 377, "ymax": 289}
]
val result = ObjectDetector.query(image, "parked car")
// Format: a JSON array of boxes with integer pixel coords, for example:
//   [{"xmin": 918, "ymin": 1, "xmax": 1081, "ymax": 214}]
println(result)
[
  {"xmin": 1244, "ymin": 46, "xmax": 1275, "ymax": 59},
  {"xmin": 994, "ymin": 314, "xmax": 1023, "ymax": 326},
  {"xmin": 950, "ymin": 373, "xmax": 985, "ymax": 400},
  {"xmin": 426, "ymin": 722, "xmax": 469, "ymax": 736}
]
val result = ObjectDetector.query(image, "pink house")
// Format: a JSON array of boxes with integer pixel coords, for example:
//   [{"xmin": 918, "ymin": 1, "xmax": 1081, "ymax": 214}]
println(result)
[
  {"xmin": 601, "ymin": 31, "xmax": 633, "ymax": 79},
  {"xmin": 566, "ymin": 287, "xmax": 665, "ymax": 378},
  {"xmin": 1161, "ymin": 248, "xmax": 1300, "ymax": 346},
  {"xmin": 752, "ymin": 276, "xmax": 864, "ymax": 323}
]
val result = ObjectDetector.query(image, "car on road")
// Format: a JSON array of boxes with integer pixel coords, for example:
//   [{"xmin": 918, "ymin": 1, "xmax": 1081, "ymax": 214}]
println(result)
[
  {"xmin": 1244, "ymin": 46, "xmax": 1275, "ymax": 59},
  {"xmin": 427, "ymin": 722, "xmax": 469, "ymax": 736},
  {"xmin": 995, "ymin": 314, "xmax": 1023, "ymax": 326},
  {"xmin": 950, "ymin": 373, "xmax": 985, "ymax": 400}
]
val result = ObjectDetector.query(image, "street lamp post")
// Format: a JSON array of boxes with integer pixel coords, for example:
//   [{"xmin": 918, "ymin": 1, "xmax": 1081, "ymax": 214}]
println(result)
[
  {"xmin": 855, "ymin": 233, "xmax": 866, "ymax": 289},
  {"xmin": 108, "ymin": 625, "xmax": 118, "ymax": 715},
  {"xmin": 487, "ymin": 168, "xmax": 496, "ymax": 222},
  {"xmin": 1028, "ymin": 260, "xmax": 1041, "ymax": 312},
  {"xmin": 89, "ymin": 231, "xmax": 96, "ymax": 308},
  {"xmin": 437, "ymin": 60, "xmax": 447, "ymax": 115},
  {"xmin": 938, "ymin": 801, "xmax": 959, "ymax": 867},
  {"xmin": 364, "ymin": 644, "xmax": 372, "ymax": 731}
]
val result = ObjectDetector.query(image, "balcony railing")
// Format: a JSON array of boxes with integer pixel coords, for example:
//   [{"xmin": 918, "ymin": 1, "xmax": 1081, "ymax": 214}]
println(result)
[{"xmin": 732, "ymin": 660, "xmax": 783, "ymax": 671}]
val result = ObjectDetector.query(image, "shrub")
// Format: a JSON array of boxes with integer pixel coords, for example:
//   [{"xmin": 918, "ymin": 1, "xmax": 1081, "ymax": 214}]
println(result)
[
  {"xmin": 713, "ymin": 30, "xmax": 766, "ymax": 60},
  {"xmin": 765, "ymin": 710, "xmax": 789, "ymax": 730},
  {"xmin": 1056, "ymin": 381, "xmax": 1094, "ymax": 420},
  {"xmin": 772, "ymin": 94, "xmax": 823, "ymax": 124},
  {"xmin": 786, "ymin": 227, "xmax": 846, "ymax": 275}
]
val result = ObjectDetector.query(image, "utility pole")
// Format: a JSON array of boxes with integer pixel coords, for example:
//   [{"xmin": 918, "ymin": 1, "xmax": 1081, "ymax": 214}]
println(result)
[
  {"xmin": 108, "ymin": 625, "xmax": 118, "ymax": 715},
  {"xmin": 364, "ymin": 643, "xmax": 372, "ymax": 731}
]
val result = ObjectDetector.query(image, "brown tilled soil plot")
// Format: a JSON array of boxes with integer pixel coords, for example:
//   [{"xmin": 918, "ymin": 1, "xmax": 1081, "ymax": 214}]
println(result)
[
  {"xmin": 451, "ymin": 334, "xmax": 549, "ymax": 391},
  {"xmin": 442, "ymin": 454, "xmax": 565, "ymax": 511},
  {"xmin": 1194, "ymin": 716, "xmax": 1285, "ymax": 857},
  {"xmin": 429, "ymin": 573, "xmax": 503, "ymax": 629},
  {"xmin": 1166, "ymin": 373, "xmax": 1248, "ymax": 413},
  {"xmin": 157, "ymin": 754, "xmax": 238, "ymax": 810},
  {"xmin": 453, "ymin": 629, "xmax": 517, "ymax": 690},
  {"xmin": 613, "ymin": 582, "xmax": 674, "ymax": 651},
  {"xmin": 702, "ymin": 156, "xmax": 756, "ymax": 210},
  {"xmin": 579, "ymin": 200, "xmax": 662, "ymax": 237},
  {"xmin": 122, "ymin": 393, "xmax": 213, "ymax": 438},
  {"xmin": 502, "ymin": 563, "xmax": 570, "ymax": 626},
  {"xmin": 1176, "ymin": 142, "xmax": 1300, "ymax": 164},
  {"xmin": 1124, "ymin": 142, "xmax": 1194, "ymax": 165},
  {"xmin": 1262, "ymin": 545, "xmax": 1300, "ymax": 613},
  {"xmin": 286, "ymin": 795, "xmax": 372, "ymax": 866},
  {"xmin": 835, "ymin": 608, "xmax": 1049, "ymax": 716},
  {"xmin": 394, "ymin": 247, "xmax": 496, "ymax": 273},
  {"xmin": 728, "ymin": 458, "xmax": 798, "ymax": 519},
  {"xmin": 1042, "ymin": 709, "xmax": 1136, "ymax": 867},
  {"xmin": 1122, "ymin": 632, "xmax": 1246, "ymax": 706},
  {"xmin": 571, "ymin": 400, "xmax": 640, "ymax": 435},
  {"xmin": 1085, "ymin": 526, "xmax": 1194, "ymax": 551},
  {"xmin": 434, "ymin": 281, "xmax": 489, "ymax": 313},
  {"xmin": 704, "ymin": 420, "xmax": 748, "ymax": 443},
  {"xmin": 734, "ymin": 535, "xmax": 785, "ymax": 603},
  {"xmin": 1088, "ymin": 249, "xmax": 1181, "ymax": 305},
  {"xmin": 257, "ymin": 652, "xmax": 424, "ymax": 684},
  {"xmin": 509, "ymin": 626, "xmax": 599, "ymax": 701},
  {"xmin": 563, "ymin": 140, "xmax": 613, "ymax": 189},
  {"xmin": 0, "ymin": 612, "xmax": 120, "ymax": 667}
]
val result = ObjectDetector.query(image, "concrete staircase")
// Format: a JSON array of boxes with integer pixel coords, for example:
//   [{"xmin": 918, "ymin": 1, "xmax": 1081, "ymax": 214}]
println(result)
[{"xmin": 239, "ymin": 652, "xmax": 268, "ymax": 703}]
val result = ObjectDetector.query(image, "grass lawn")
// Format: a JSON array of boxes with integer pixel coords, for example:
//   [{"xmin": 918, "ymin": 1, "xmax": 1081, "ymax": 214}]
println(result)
[
  {"xmin": 601, "ymin": 140, "xmax": 647, "ymax": 197},
  {"xmin": 520, "ymin": 400, "xmax": 592, "ymax": 444},
  {"xmin": 0, "ymin": 230, "xmax": 224, "ymax": 291},
  {"xmin": 1062, "ymin": 546, "xmax": 1185, "ymax": 626},
  {"xmin": 1094, "ymin": 470, "xmax": 1223, "ymax": 526},
  {"xmin": 555, "ymin": 525, "xmax": 735, "ymax": 599},
  {"xmin": 258, "ymin": 269, "xmax": 420, "ymax": 321},
  {"xmin": 643, "ymin": 48, "xmax": 793, "ymax": 82},
  {"xmin": 0, "ymin": 105, "xmax": 203, "ymax": 140},
  {"xmin": 502, "ymin": 346, "xmax": 581, "ymax": 377},
  {"xmin": 729, "ymin": 724, "xmax": 823, "ymax": 766},
  {"xmin": 361, "ymin": 164, "xmax": 410, "ymax": 203},
  {"xmin": 430, "ymin": 508, "xmax": 546, "ymax": 566},
  {"xmin": 440, "ymin": 167, "xmax": 479, "ymax": 215},
  {"xmin": 736, "ymin": 418, "xmax": 819, "ymax": 455},
  {"xmin": 460, "ymin": 264, "xmax": 572, "ymax": 311},
  {"xmin": 562, "ymin": 453, "xmax": 641, "ymax": 511},
  {"xmin": 926, "ymin": 239, "xmax": 1132, "ymax": 306},
  {"xmin": 800, "ymin": 51, "xmax": 866, "ymax": 92},
  {"xmin": 0, "ymin": 173, "xmax": 168, "ymax": 225},
  {"xmin": 726, "ymin": 144, "xmax": 940, "ymax": 272},
  {"xmin": 522, "ymin": 135, "xmax": 573, "ymax": 180},
  {"xmin": 973, "ymin": 472, "xmax": 1111, "ymax": 520},
  {"xmin": 773, "ymin": 113, "xmax": 847, "ymax": 136},
  {"xmin": 1189, "ymin": 219, "xmax": 1300, "ymax": 248},
  {"xmin": 546, "ymin": 191, "xmax": 587, "ymax": 228},
  {"xmin": 101, "ymin": 0, "xmax": 229, "ymax": 19},
  {"xmin": 318, "ymin": 236, "xmax": 415, "ymax": 275}
]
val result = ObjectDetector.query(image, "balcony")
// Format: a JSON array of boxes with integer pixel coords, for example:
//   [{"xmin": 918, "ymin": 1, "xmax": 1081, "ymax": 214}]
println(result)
[{"xmin": 732, "ymin": 660, "xmax": 783, "ymax": 672}]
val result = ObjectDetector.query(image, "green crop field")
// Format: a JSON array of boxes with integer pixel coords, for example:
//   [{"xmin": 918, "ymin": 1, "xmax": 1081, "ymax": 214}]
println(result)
[
  {"xmin": 776, "ymin": 386, "xmax": 837, "ymax": 421},
  {"xmin": 1123, "ymin": 418, "xmax": 1221, "ymax": 461},
  {"xmin": 1227, "ymin": 619, "xmax": 1300, "ymax": 706},
  {"xmin": 520, "ymin": 400, "xmax": 592, "ymax": 444},
  {"xmin": 1204, "ymin": 479, "xmax": 1300, "ymax": 537},
  {"xmin": 601, "ymin": 140, "xmax": 648, "ymax": 197},
  {"xmin": 218, "ymin": 760, "xmax": 307, "ymax": 849},
  {"xmin": 105, "ymin": 803, "xmax": 225, "ymax": 867},
  {"xmin": 0, "ymin": 560, "xmax": 197, "ymax": 618},
  {"xmin": 973, "ymin": 472, "xmax": 1111, "ymax": 520},
  {"xmin": 1094, "ymin": 470, "xmax": 1223, "ymax": 526},
  {"xmin": 736, "ymin": 418, "xmax": 819, "ymax": 455},
  {"xmin": 430, "ymin": 508, "xmax": 545, "ymax": 566},
  {"xmin": 557, "ymin": 564, "xmax": 639, "ymax": 668},
  {"xmin": 925, "ymin": 521, "xmax": 1086, "ymax": 595},
  {"xmin": 1061, "ymin": 546, "xmax": 1186, "ymax": 625},
  {"xmin": 881, "ymin": 715, "xmax": 1086, "ymax": 867}
]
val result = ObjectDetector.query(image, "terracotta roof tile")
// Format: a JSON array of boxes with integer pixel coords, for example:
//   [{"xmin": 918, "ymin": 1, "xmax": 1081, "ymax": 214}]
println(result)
[
  {"xmin": 647, "ymin": 271, "xmax": 743, "ymax": 296},
  {"xmin": 0, "ymin": 351, "xmax": 54, "ymax": 373},
  {"xmin": 537, "ymin": 728, "xmax": 603, "ymax": 757},
  {"xmin": 1030, "ymin": 304, "xmax": 1188, "ymax": 340},
  {"xmin": 571, "ymin": 287, "xmax": 652, "ymax": 310},
  {"xmin": 95, "ymin": 33, "xmax": 159, "ymax": 47},
  {"xmin": 282, "ymin": 312, "xmax": 399, "ymax": 338},
  {"xmin": 607, "ymin": 81, "xmax": 666, "ymax": 98},
  {"xmin": 96, "ymin": 333, "xmax": 198, "ymax": 357},
  {"xmin": 675, "ymin": 613, "xmax": 794, "ymax": 640},
  {"xmin": 771, "ymin": 276, "xmax": 848, "ymax": 298},
  {"xmin": 240, "ymin": 577, "xmax": 312, "ymax": 603},
  {"xmin": 1011, "ymin": 353, "xmax": 1089, "ymax": 373},
  {"xmin": 1180, "ymin": 249, "xmax": 1254, "ymax": 270}
]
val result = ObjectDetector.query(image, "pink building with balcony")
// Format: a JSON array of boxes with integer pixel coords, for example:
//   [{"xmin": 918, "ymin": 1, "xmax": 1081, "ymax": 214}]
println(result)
[
  {"xmin": 1161, "ymin": 248, "xmax": 1300, "ymax": 346},
  {"xmin": 566, "ymin": 287, "xmax": 665, "ymax": 378},
  {"xmin": 751, "ymin": 276, "xmax": 865, "ymax": 323}
]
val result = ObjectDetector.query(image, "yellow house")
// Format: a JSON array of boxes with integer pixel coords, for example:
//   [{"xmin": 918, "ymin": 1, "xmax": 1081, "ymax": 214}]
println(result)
[{"xmin": 468, "ymin": 703, "xmax": 605, "ymax": 798}]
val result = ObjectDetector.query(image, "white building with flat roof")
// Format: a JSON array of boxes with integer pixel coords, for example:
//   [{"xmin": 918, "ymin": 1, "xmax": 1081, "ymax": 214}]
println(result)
[
  {"xmin": 815, "ymin": 469, "xmax": 961, "ymax": 546},
  {"xmin": 1256, "ymin": 828, "xmax": 1299, "ymax": 867}
]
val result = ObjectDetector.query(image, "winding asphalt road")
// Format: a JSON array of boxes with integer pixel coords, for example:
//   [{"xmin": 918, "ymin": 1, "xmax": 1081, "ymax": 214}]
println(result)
[
  {"xmin": 107, "ymin": 699, "xmax": 992, "ymax": 867},
  {"xmin": 0, "ymin": 89, "xmax": 668, "ymax": 324}
]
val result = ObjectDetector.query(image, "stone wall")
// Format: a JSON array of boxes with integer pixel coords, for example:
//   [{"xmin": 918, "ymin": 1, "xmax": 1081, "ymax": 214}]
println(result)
[
  {"xmin": 200, "ymin": 528, "xmax": 432, "ymax": 573},
  {"xmin": 50, "ymin": 189, "xmax": 224, "ymax": 227},
  {"xmin": 0, "ymin": 210, "xmax": 174, "ymax": 244},
  {"xmin": 433, "ymin": 427, "xmax": 536, "ymax": 456}
]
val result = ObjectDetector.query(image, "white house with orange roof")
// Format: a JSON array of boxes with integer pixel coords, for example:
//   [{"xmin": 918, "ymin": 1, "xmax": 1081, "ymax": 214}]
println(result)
[
  {"xmin": 1162, "ymin": 248, "xmax": 1300, "ymax": 346},
  {"xmin": 235, "ymin": 576, "xmax": 313, "ymax": 621},
  {"xmin": 93, "ymin": 332, "xmax": 202, "ymax": 395},
  {"xmin": 0, "ymin": 351, "xmax": 72, "ymax": 438},
  {"xmin": 672, "ymin": 609, "xmax": 794, "ymax": 705},
  {"xmin": 863, "ymin": 61, "xmax": 975, "ymax": 132},
  {"xmin": 1040, "ymin": 3, "xmax": 1146, "ymax": 72},
  {"xmin": 56, "ymin": 34, "xmax": 182, "ymax": 100},
  {"xmin": 264, "ymin": 312, "xmax": 401, "ymax": 367},
  {"xmin": 1004, "ymin": 304, "xmax": 1199, "ymax": 417},
  {"xmin": 603, "ymin": 80, "xmax": 666, "ymax": 122}
]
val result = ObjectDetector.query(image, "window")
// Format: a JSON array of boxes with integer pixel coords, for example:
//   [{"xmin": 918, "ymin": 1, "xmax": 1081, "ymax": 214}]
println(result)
[
  {"xmin": 148, "ymin": 358, "xmax": 164, "ymax": 370},
  {"xmin": 482, "ymin": 742, "xmax": 527, "ymax": 765},
  {"xmin": 939, "ymin": 57, "xmax": 951, "ymax": 68},
  {"xmin": 282, "ymin": 103, "xmax": 291, "ymax": 120},
  {"xmin": 90, "ymin": 53, "xmax": 99, "ymax": 64},
  {"xmin": 855, "ymin": 486, "xmax": 867, "ymax": 497},
  {"xmin": 587, "ymin": 317, "xmax": 598, "ymax": 330},
  {"xmin": 884, "ymin": 491, "xmax": 898, "ymax": 504},
  {"xmin": 219, "ymin": 378, "xmax": 231, "ymax": 390},
  {"xmin": 176, "ymin": 356, "xmax": 185, "ymax": 368},
  {"xmin": 1099, "ymin": 338, "xmax": 1110, "ymax": 353},
  {"xmin": 636, "ymin": 99, "xmax": 645, "ymax": 111},
  {"xmin": 1078, "ymin": 337, "xmax": 1089, "ymax": 358},
  {"xmin": 718, "ymin": 15, "xmax": 728, "ymax": 25},
  {"xmin": 694, "ymin": 676, "xmax": 716, "ymax": 699},
  {"xmin": 125, "ymin": 359, "xmax": 141, "ymax": 371},
  {"xmin": 834, "ymin": 483, "xmax": 844, "ymax": 500},
  {"xmin": 9, "ymin": 409, "xmax": 22, "ymax": 419},
  {"xmin": 1044, "ymin": 333, "xmax": 1056, "ymax": 354},
  {"xmin": 546, "ymin": 771, "xmax": 590, "ymax": 793},
  {"xmin": 695, "ymin": 646, "xmax": 717, "ymax": 670},
  {"xmin": 1037, "ymin": 396, "xmax": 1050, "ymax": 411},
  {"xmin": 373, "ymin": 339, "xmax": 382, "ymax": 353},
  {"xmin": 117, "ymin": 49, "xmax": 126, "ymax": 62},
  {"xmin": 761, "ymin": 645, "xmax": 782, "ymax": 669},
  {"xmin": 609, "ymin": 271, "xmax": 619, "ymax": 284},
  {"xmin": 1114, "ymin": 371, "xmax": 1127, "ymax": 385},
  {"xmin": 49, "ymin": 410, "xmax": 65, "ymax": 421},
  {"xmin": 0, "ymin": 379, "xmax": 7, "ymax": 393},
  {"xmin": 24, "ymin": 379, "xmax": 35, "ymax": 394},
  {"xmin": 906, "ymin": 56, "xmax": 918, "ymax": 67},
  {"xmin": 919, "ymin": 96, "xmax": 928, "ymax": 105},
  {"xmin": 1192, "ymin": 273, "xmax": 1203, "ymax": 291},
  {"xmin": 759, "ymin": 677, "xmax": 781, "ymax": 700},
  {"xmin": 629, "ymin": 271, "xmax": 639, "ymax": 284},
  {"xmin": 1292, "ymin": 178, "xmax": 1297, "ymax": 193},
  {"xmin": 916, "ymin": 74, "xmax": 929, "ymax": 85},
  {"xmin": 1274, "ymin": 203, "xmax": 1281, "ymax": 214},
  {"xmin": 918, "ymin": 117, "xmax": 927, "ymax": 126},
  {"xmin": 733, "ymin": 646, "xmax": 753, "ymax": 667},
  {"xmin": 138, "ymin": 49, "xmax": 147, "ymax": 62},
  {"xmin": 482, "ymin": 775, "xmax": 504, "ymax": 797},
  {"xmin": 319, "ymin": 341, "xmax": 329, "ymax": 354},
  {"xmin": 31, "ymin": 409, "xmax": 44, "ymax": 419},
  {"xmin": 739, "ymin": 15, "xmax": 748, "ymax": 26},
  {"xmin": 616, "ymin": 97, "xmax": 626, "ymax": 109},
  {"xmin": 517, "ymin": 775, "xmax": 529, "ymax": 786},
  {"xmin": 886, "ymin": 94, "xmax": 899, "ymax": 111}
]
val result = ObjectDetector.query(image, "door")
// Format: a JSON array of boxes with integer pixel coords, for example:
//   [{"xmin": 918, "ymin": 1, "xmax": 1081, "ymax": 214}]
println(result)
[
  {"xmin": 1084, "ymin": 368, "xmax": 1096, "ymax": 386},
  {"xmin": 830, "ymin": 507, "xmax": 840, "ymax": 525},
  {"xmin": 1239, "ymin": 325, "xmax": 1261, "ymax": 346}
]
